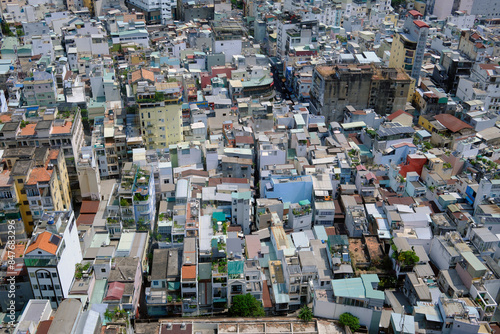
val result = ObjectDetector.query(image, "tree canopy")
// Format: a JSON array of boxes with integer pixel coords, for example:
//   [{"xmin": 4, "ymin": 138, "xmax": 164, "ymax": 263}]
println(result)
[
  {"xmin": 298, "ymin": 305, "xmax": 313, "ymax": 322},
  {"xmin": 339, "ymin": 313, "xmax": 360, "ymax": 331},
  {"xmin": 228, "ymin": 293, "xmax": 265, "ymax": 317},
  {"xmin": 397, "ymin": 250, "xmax": 419, "ymax": 267}
]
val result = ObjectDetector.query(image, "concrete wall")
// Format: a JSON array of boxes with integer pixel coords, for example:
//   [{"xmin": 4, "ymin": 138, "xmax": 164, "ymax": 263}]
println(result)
[{"xmin": 314, "ymin": 299, "xmax": 374, "ymax": 328}]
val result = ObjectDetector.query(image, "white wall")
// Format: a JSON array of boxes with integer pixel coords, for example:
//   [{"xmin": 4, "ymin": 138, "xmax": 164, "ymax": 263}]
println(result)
[
  {"xmin": 429, "ymin": 237, "xmax": 452, "ymax": 270},
  {"xmin": 314, "ymin": 298, "xmax": 374, "ymax": 328},
  {"xmin": 214, "ymin": 40, "xmax": 242, "ymax": 63},
  {"xmin": 58, "ymin": 214, "xmax": 83, "ymax": 298}
]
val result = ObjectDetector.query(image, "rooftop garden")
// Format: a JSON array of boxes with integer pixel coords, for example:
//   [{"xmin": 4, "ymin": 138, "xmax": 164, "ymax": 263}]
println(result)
[
  {"xmin": 107, "ymin": 217, "xmax": 120, "ymax": 224},
  {"xmin": 292, "ymin": 205, "xmax": 311, "ymax": 217},
  {"xmin": 120, "ymin": 198, "xmax": 132, "ymax": 207},
  {"xmin": 134, "ymin": 193, "xmax": 149, "ymax": 202},
  {"xmin": 137, "ymin": 91, "xmax": 165, "ymax": 104},
  {"xmin": 212, "ymin": 258, "xmax": 228, "ymax": 274},
  {"xmin": 74, "ymin": 262, "xmax": 91, "ymax": 279},
  {"xmin": 391, "ymin": 243, "xmax": 419, "ymax": 269},
  {"xmin": 158, "ymin": 212, "xmax": 172, "ymax": 221},
  {"xmin": 212, "ymin": 216, "xmax": 228, "ymax": 234}
]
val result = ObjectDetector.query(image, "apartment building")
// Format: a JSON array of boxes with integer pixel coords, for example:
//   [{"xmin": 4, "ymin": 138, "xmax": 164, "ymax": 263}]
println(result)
[
  {"xmin": 0, "ymin": 109, "xmax": 85, "ymax": 193},
  {"xmin": 91, "ymin": 116, "xmax": 126, "ymax": 179},
  {"xmin": 310, "ymin": 64, "xmax": 412, "ymax": 122},
  {"xmin": 389, "ymin": 10, "xmax": 429, "ymax": 81},
  {"xmin": 23, "ymin": 211, "xmax": 83, "ymax": 309},
  {"xmin": 0, "ymin": 168, "xmax": 26, "ymax": 243},
  {"xmin": 106, "ymin": 162, "xmax": 156, "ymax": 230},
  {"xmin": 211, "ymin": 21, "xmax": 246, "ymax": 63},
  {"xmin": 76, "ymin": 146, "xmax": 101, "ymax": 201},
  {"xmin": 3, "ymin": 147, "xmax": 71, "ymax": 234},
  {"xmin": 137, "ymin": 81, "xmax": 183, "ymax": 150},
  {"xmin": 23, "ymin": 71, "xmax": 57, "ymax": 107}
]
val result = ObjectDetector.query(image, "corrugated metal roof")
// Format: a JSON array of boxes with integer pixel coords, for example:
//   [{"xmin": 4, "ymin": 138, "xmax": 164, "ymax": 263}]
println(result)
[{"xmin": 461, "ymin": 251, "xmax": 487, "ymax": 271}]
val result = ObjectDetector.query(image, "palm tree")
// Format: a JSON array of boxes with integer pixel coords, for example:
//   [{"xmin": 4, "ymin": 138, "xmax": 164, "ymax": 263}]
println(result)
[{"xmin": 298, "ymin": 305, "xmax": 313, "ymax": 322}]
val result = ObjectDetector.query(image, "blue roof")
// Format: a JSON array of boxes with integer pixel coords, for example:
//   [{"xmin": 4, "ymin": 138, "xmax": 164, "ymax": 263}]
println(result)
[
  {"xmin": 332, "ymin": 277, "xmax": 365, "ymax": 299},
  {"xmin": 416, "ymin": 129, "xmax": 431, "ymax": 138},
  {"xmin": 264, "ymin": 175, "xmax": 313, "ymax": 204},
  {"xmin": 391, "ymin": 313, "xmax": 415, "ymax": 334},
  {"xmin": 272, "ymin": 283, "xmax": 290, "ymax": 304},
  {"xmin": 313, "ymin": 226, "xmax": 328, "ymax": 242},
  {"xmin": 331, "ymin": 275, "xmax": 384, "ymax": 301},
  {"xmin": 361, "ymin": 274, "xmax": 384, "ymax": 300}
]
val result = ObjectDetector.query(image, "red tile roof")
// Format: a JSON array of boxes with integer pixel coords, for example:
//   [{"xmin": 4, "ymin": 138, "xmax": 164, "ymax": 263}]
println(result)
[
  {"xmin": 26, "ymin": 231, "xmax": 61, "ymax": 255},
  {"xmin": 180, "ymin": 170, "xmax": 209, "ymax": 177},
  {"xmin": 235, "ymin": 135, "xmax": 254, "ymax": 144},
  {"xmin": 387, "ymin": 109, "xmax": 411, "ymax": 121},
  {"xmin": 19, "ymin": 123, "xmax": 36, "ymax": 136},
  {"xmin": 26, "ymin": 167, "xmax": 53, "ymax": 185},
  {"xmin": 104, "ymin": 282, "xmax": 125, "ymax": 301},
  {"xmin": 414, "ymin": 20, "xmax": 429, "ymax": 28},
  {"xmin": 433, "ymin": 114, "xmax": 473, "ymax": 133},
  {"xmin": 51, "ymin": 121, "xmax": 72, "ymax": 134},
  {"xmin": 182, "ymin": 265, "xmax": 196, "ymax": 280},
  {"xmin": 325, "ymin": 226, "xmax": 336, "ymax": 235},
  {"xmin": 0, "ymin": 114, "xmax": 11, "ymax": 123},
  {"xmin": 3, "ymin": 243, "xmax": 26, "ymax": 262},
  {"xmin": 262, "ymin": 280, "xmax": 273, "ymax": 308},
  {"xmin": 131, "ymin": 68, "xmax": 155, "ymax": 83},
  {"xmin": 81, "ymin": 200, "xmax": 100, "ymax": 214},
  {"xmin": 475, "ymin": 42, "xmax": 486, "ymax": 49},
  {"xmin": 471, "ymin": 33, "xmax": 482, "ymax": 40},
  {"xmin": 479, "ymin": 64, "xmax": 497, "ymax": 70},
  {"xmin": 392, "ymin": 142, "xmax": 416, "ymax": 148},
  {"xmin": 35, "ymin": 320, "xmax": 52, "ymax": 334},
  {"xmin": 208, "ymin": 177, "xmax": 249, "ymax": 186},
  {"xmin": 76, "ymin": 213, "xmax": 96, "ymax": 226},
  {"xmin": 408, "ymin": 10, "xmax": 422, "ymax": 17},
  {"xmin": 386, "ymin": 197, "xmax": 416, "ymax": 206}
]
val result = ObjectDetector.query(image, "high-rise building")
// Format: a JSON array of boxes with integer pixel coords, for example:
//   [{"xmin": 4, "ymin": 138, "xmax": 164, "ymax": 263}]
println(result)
[
  {"xmin": 389, "ymin": 10, "xmax": 429, "ymax": 82},
  {"xmin": 310, "ymin": 64, "xmax": 412, "ymax": 122},
  {"xmin": 134, "ymin": 80, "xmax": 183, "ymax": 150}
]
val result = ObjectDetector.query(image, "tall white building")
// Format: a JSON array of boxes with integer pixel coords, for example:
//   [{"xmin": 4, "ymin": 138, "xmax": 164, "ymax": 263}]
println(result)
[{"xmin": 23, "ymin": 211, "xmax": 83, "ymax": 309}]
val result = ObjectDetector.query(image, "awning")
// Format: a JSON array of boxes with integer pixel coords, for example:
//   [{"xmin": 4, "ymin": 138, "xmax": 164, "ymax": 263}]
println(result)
[
  {"xmin": 228, "ymin": 261, "xmax": 244, "ymax": 276},
  {"xmin": 168, "ymin": 282, "xmax": 180, "ymax": 290}
]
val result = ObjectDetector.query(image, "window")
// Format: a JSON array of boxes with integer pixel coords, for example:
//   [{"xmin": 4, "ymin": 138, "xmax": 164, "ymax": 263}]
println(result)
[
  {"xmin": 101, "ymin": 268, "xmax": 106, "ymax": 273},
  {"xmin": 18, "ymin": 179, "xmax": 23, "ymax": 184},
  {"xmin": 52, "ymin": 272, "xmax": 57, "ymax": 278},
  {"xmin": 55, "ymin": 285, "xmax": 60, "ymax": 290},
  {"xmin": 33, "ymin": 284, "xmax": 38, "ymax": 290}
]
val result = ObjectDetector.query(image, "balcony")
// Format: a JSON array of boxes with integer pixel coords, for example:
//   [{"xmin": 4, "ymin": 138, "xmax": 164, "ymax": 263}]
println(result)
[{"xmin": 24, "ymin": 257, "xmax": 58, "ymax": 267}]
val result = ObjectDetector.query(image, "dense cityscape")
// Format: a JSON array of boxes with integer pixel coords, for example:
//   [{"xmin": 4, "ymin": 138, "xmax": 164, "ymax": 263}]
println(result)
[{"xmin": 0, "ymin": 0, "xmax": 500, "ymax": 333}]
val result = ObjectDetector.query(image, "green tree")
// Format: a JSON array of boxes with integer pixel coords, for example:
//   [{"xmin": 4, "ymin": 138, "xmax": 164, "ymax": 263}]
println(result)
[
  {"xmin": 104, "ymin": 309, "xmax": 113, "ymax": 320},
  {"xmin": 339, "ymin": 313, "xmax": 360, "ymax": 332},
  {"xmin": 397, "ymin": 250, "xmax": 419, "ymax": 267},
  {"xmin": 228, "ymin": 293, "xmax": 265, "ymax": 317},
  {"xmin": 298, "ymin": 305, "xmax": 313, "ymax": 322},
  {"xmin": 1, "ymin": 22, "xmax": 13, "ymax": 36}
]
